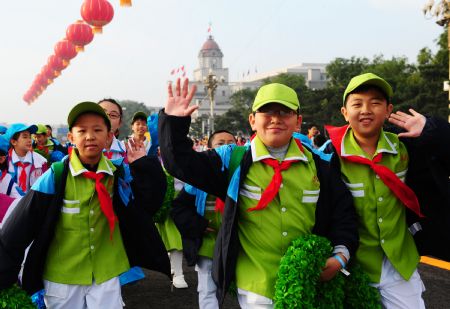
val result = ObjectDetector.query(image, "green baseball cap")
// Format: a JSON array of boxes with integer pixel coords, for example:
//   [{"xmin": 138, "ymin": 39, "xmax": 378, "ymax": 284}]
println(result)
[
  {"xmin": 35, "ymin": 124, "xmax": 47, "ymax": 135},
  {"xmin": 67, "ymin": 102, "xmax": 111, "ymax": 130},
  {"xmin": 252, "ymin": 83, "xmax": 300, "ymax": 112},
  {"xmin": 343, "ymin": 73, "xmax": 393, "ymax": 105},
  {"xmin": 131, "ymin": 111, "xmax": 148, "ymax": 124}
]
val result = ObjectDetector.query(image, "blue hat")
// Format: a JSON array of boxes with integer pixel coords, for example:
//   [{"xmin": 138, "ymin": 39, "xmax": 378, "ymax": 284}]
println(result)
[
  {"xmin": 0, "ymin": 125, "xmax": 7, "ymax": 135},
  {"xmin": 0, "ymin": 135, "xmax": 9, "ymax": 153},
  {"xmin": 5, "ymin": 123, "xmax": 38, "ymax": 142}
]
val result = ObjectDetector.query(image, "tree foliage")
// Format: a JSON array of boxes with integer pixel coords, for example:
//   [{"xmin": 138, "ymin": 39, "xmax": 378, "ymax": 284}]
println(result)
[{"xmin": 213, "ymin": 29, "xmax": 448, "ymax": 136}]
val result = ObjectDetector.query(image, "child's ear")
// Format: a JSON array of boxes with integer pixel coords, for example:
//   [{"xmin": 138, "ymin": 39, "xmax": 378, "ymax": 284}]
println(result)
[
  {"xmin": 296, "ymin": 115, "xmax": 303, "ymax": 131},
  {"xmin": 341, "ymin": 106, "xmax": 349, "ymax": 122},
  {"xmin": 248, "ymin": 113, "xmax": 256, "ymax": 131},
  {"xmin": 67, "ymin": 132, "xmax": 74, "ymax": 144},
  {"xmin": 386, "ymin": 103, "xmax": 394, "ymax": 118}
]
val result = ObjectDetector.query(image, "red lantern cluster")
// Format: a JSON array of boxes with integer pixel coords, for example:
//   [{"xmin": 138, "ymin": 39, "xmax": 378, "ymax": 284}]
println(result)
[{"xmin": 23, "ymin": 0, "xmax": 120, "ymax": 105}]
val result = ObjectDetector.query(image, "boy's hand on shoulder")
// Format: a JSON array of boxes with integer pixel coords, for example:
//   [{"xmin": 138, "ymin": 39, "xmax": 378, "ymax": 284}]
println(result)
[
  {"xmin": 165, "ymin": 78, "xmax": 198, "ymax": 117},
  {"xmin": 126, "ymin": 138, "xmax": 146, "ymax": 163},
  {"xmin": 388, "ymin": 108, "xmax": 426, "ymax": 138}
]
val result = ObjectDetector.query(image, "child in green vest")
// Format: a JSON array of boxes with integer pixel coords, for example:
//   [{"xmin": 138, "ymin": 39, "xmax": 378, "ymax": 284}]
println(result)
[
  {"xmin": 171, "ymin": 129, "xmax": 236, "ymax": 308},
  {"xmin": 326, "ymin": 72, "xmax": 450, "ymax": 309},
  {"xmin": 159, "ymin": 79, "xmax": 358, "ymax": 308},
  {"xmin": 0, "ymin": 102, "xmax": 169, "ymax": 308}
]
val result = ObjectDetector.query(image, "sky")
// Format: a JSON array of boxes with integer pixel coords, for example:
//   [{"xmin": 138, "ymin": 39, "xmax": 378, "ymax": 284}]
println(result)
[{"xmin": 0, "ymin": 0, "xmax": 444, "ymax": 125}]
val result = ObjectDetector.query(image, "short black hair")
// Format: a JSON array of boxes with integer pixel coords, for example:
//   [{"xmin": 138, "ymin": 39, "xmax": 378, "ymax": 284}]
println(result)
[
  {"xmin": 208, "ymin": 130, "xmax": 235, "ymax": 148},
  {"xmin": 344, "ymin": 84, "xmax": 389, "ymax": 106},
  {"xmin": 98, "ymin": 98, "xmax": 123, "ymax": 117},
  {"xmin": 45, "ymin": 125, "xmax": 52, "ymax": 131}
]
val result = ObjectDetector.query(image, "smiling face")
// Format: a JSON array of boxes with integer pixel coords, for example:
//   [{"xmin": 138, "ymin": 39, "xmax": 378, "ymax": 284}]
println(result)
[
  {"xmin": 341, "ymin": 88, "xmax": 393, "ymax": 142},
  {"xmin": 11, "ymin": 131, "xmax": 33, "ymax": 156},
  {"xmin": 99, "ymin": 100, "xmax": 122, "ymax": 134},
  {"xmin": 34, "ymin": 133, "xmax": 48, "ymax": 147},
  {"xmin": 68, "ymin": 113, "xmax": 113, "ymax": 165},
  {"xmin": 249, "ymin": 103, "xmax": 302, "ymax": 148},
  {"xmin": 131, "ymin": 119, "xmax": 148, "ymax": 139}
]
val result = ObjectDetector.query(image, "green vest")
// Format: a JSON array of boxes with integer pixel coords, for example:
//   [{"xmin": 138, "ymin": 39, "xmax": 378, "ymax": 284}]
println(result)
[
  {"xmin": 236, "ymin": 136, "xmax": 319, "ymax": 299},
  {"xmin": 339, "ymin": 128, "xmax": 419, "ymax": 283},
  {"xmin": 198, "ymin": 194, "xmax": 222, "ymax": 259},
  {"xmin": 44, "ymin": 151, "xmax": 130, "ymax": 285}
]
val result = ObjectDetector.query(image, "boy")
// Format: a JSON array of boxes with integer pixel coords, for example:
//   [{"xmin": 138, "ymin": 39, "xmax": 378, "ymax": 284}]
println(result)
[
  {"xmin": 171, "ymin": 130, "xmax": 236, "ymax": 308},
  {"xmin": 5, "ymin": 123, "xmax": 47, "ymax": 195},
  {"xmin": 130, "ymin": 111, "xmax": 151, "ymax": 154},
  {"xmin": 0, "ymin": 102, "xmax": 169, "ymax": 308},
  {"xmin": 326, "ymin": 73, "xmax": 450, "ymax": 308},
  {"xmin": 159, "ymin": 79, "xmax": 358, "ymax": 308},
  {"xmin": 33, "ymin": 124, "xmax": 67, "ymax": 163}
]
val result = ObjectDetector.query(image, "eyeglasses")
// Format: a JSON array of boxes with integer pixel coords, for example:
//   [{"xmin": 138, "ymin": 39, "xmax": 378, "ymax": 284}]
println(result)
[
  {"xmin": 105, "ymin": 112, "xmax": 121, "ymax": 120},
  {"xmin": 255, "ymin": 109, "xmax": 297, "ymax": 117}
]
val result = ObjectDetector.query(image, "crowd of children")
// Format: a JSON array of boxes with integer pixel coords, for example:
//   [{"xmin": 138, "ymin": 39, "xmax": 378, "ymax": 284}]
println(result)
[{"xmin": 0, "ymin": 72, "xmax": 448, "ymax": 309}]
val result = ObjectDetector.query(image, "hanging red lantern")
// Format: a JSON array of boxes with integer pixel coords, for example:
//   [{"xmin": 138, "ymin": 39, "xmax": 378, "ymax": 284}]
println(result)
[
  {"xmin": 66, "ymin": 20, "xmax": 94, "ymax": 52},
  {"xmin": 47, "ymin": 55, "xmax": 67, "ymax": 77},
  {"xmin": 54, "ymin": 39, "xmax": 78, "ymax": 66},
  {"xmin": 41, "ymin": 65, "xmax": 56, "ymax": 84},
  {"xmin": 120, "ymin": 0, "xmax": 132, "ymax": 7},
  {"xmin": 81, "ymin": 0, "xmax": 114, "ymax": 34}
]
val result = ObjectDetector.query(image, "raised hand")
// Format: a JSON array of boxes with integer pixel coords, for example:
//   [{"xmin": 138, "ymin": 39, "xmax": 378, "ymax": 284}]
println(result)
[
  {"xmin": 388, "ymin": 108, "xmax": 426, "ymax": 138},
  {"xmin": 125, "ymin": 137, "xmax": 146, "ymax": 164},
  {"xmin": 165, "ymin": 78, "xmax": 198, "ymax": 117}
]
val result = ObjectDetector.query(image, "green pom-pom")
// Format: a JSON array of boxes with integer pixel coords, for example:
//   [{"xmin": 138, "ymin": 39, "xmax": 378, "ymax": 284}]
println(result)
[
  {"xmin": 344, "ymin": 263, "xmax": 381, "ymax": 309},
  {"xmin": 274, "ymin": 234, "xmax": 381, "ymax": 308},
  {"xmin": 0, "ymin": 285, "xmax": 35, "ymax": 309},
  {"xmin": 153, "ymin": 172, "xmax": 175, "ymax": 223}
]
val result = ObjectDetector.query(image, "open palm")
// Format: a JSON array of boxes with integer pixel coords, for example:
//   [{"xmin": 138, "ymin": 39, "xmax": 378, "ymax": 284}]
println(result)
[
  {"xmin": 388, "ymin": 108, "xmax": 426, "ymax": 138},
  {"xmin": 165, "ymin": 78, "xmax": 198, "ymax": 117}
]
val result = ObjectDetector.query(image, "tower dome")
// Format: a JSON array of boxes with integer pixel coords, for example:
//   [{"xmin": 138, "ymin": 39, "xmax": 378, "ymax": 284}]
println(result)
[{"xmin": 199, "ymin": 35, "xmax": 223, "ymax": 57}]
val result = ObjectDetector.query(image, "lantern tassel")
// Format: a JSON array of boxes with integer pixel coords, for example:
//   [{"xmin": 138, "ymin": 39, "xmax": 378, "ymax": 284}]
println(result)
[
  {"xmin": 93, "ymin": 26, "xmax": 103, "ymax": 34},
  {"xmin": 120, "ymin": 0, "xmax": 132, "ymax": 7}
]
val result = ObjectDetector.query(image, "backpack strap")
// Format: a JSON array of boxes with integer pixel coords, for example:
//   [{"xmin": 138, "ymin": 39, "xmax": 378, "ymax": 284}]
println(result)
[
  {"xmin": 228, "ymin": 146, "xmax": 246, "ymax": 182},
  {"xmin": 6, "ymin": 177, "xmax": 15, "ymax": 196}
]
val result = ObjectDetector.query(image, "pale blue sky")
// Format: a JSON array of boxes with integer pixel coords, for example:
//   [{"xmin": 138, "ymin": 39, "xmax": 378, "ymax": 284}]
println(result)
[{"xmin": 0, "ymin": 0, "xmax": 443, "ymax": 124}]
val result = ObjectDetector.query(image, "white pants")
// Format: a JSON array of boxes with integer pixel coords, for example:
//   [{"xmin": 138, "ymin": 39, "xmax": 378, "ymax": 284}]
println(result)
[
  {"xmin": 372, "ymin": 257, "xmax": 426, "ymax": 309},
  {"xmin": 195, "ymin": 257, "xmax": 219, "ymax": 309},
  {"xmin": 237, "ymin": 289, "xmax": 273, "ymax": 309},
  {"xmin": 44, "ymin": 277, "xmax": 123, "ymax": 309}
]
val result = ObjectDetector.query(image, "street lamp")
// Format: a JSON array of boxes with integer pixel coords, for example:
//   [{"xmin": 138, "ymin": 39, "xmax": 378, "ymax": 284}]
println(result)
[
  {"xmin": 423, "ymin": 0, "xmax": 450, "ymax": 121},
  {"xmin": 203, "ymin": 70, "xmax": 225, "ymax": 135}
]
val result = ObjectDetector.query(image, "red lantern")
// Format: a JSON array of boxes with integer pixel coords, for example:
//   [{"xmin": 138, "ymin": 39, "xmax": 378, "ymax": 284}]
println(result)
[
  {"xmin": 66, "ymin": 20, "xmax": 94, "ymax": 52},
  {"xmin": 47, "ymin": 55, "xmax": 67, "ymax": 77},
  {"xmin": 54, "ymin": 39, "xmax": 77, "ymax": 66},
  {"xmin": 41, "ymin": 65, "xmax": 56, "ymax": 84},
  {"xmin": 81, "ymin": 0, "xmax": 114, "ymax": 34}
]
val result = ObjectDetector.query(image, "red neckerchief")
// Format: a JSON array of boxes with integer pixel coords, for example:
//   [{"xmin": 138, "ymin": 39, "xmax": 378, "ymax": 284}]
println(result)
[
  {"xmin": 214, "ymin": 198, "xmax": 225, "ymax": 213},
  {"xmin": 247, "ymin": 136, "xmax": 302, "ymax": 212},
  {"xmin": 36, "ymin": 145, "xmax": 49, "ymax": 155},
  {"xmin": 15, "ymin": 161, "xmax": 30, "ymax": 192},
  {"xmin": 82, "ymin": 171, "xmax": 117, "ymax": 239},
  {"xmin": 325, "ymin": 125, "xmax": 423, "ymax": 218}
]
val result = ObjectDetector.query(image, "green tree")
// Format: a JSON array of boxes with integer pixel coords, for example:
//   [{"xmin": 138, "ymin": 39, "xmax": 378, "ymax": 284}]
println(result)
[{"xmin": 214, "ymin": 88, "xmax": 256, "ymax": 136}]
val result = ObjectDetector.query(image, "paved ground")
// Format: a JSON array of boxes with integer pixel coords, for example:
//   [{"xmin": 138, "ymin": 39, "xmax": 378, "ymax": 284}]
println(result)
[{"xmin": 122, "ymin": 262, "xmax": 450, "ymax": 308}]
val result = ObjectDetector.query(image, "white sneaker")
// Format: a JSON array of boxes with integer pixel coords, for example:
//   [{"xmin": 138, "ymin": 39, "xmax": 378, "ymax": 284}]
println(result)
[{"xmin": 173, "ymin": 275, "xmax": 188, "ymax": 289}]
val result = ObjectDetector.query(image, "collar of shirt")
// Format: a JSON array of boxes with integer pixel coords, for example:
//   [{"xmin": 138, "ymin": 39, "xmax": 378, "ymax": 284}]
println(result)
[
  {"xmin": 69, "ymin": 150, "xmax": 116, "ymax": 177},
  {"xmin": 250, "ymin": 135, "xmax": 308, "ymax": 163},
  {"xmin": 11, "ymin": 149, "xmax": 32, "ymax": 164},
  {"xmin": 341, "ymin": 127, "xmax": 398, "ymax": 159}
]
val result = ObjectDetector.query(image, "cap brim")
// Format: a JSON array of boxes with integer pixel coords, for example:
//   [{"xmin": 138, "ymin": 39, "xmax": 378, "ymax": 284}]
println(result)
[{"xmin": 253, "ymin": 99, "xmax": 299, "ymax": 112}]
